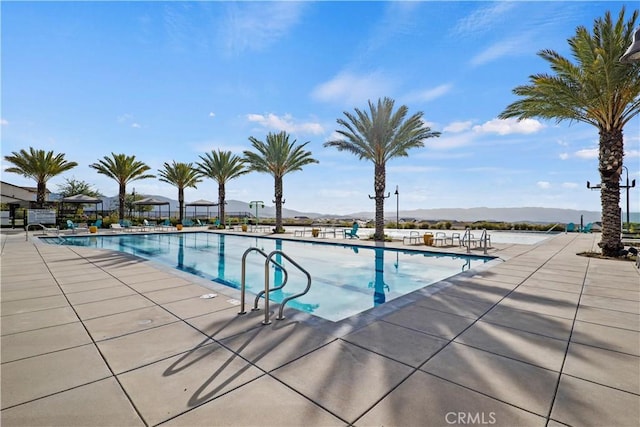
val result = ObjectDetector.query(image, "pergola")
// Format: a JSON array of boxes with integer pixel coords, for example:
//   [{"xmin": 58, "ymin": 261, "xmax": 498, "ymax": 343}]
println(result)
[
  {"xmin": 59, "ymin": 194, "xmax": 103, "ymax": 221},
  {"xmin": 185, "ymin": 199, "xmax": 218, "ymax": 220},
  {"xmin": 133, "ymin": 197, "xmax": 171, "ymax": 220}
]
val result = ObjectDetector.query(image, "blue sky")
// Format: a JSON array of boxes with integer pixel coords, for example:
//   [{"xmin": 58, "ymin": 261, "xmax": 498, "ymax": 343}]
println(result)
[{"xmin": 2, "ymin": 1, "xmax": 639, "ymax": 215}]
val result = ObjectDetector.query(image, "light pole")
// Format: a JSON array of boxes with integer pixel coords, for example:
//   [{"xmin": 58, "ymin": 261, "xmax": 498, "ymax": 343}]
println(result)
[
  {"xmin": 621, "ymin": 166, "xmax": 636, "ymax": 232},
  {"xmin": 249, "ymin": 201, "xmax": 264, "ymax": 230},
  {"xmin": 394, "ymin": 185, "xmax": 399, "ymax": 231},
  {"xmin": 621, "ymin": 27, "xmax": 640, "ymax": 63}
]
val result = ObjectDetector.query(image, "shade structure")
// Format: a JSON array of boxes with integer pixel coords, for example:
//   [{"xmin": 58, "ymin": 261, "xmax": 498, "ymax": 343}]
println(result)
[
  {"xmin": 59, "ymin": 194, "xmax": 103, "ymax": 220},
  {"xmin": 185, "ymin": 199, "xmax": 218, "ymax": 219},
  {"xmin": 133, "ymin": 197, "xmax": 171, "ymax": 219}
]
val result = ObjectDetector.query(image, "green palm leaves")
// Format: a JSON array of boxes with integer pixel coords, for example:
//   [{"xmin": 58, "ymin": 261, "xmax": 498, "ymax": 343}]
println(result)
[
  {"xmin": 4, "ymin": 148, "xmax": 78, "ymax": 205},
  {"xmin": 244, "ymin": 131, "xmax": 318, "ymax": 233},
  {"xmin": 90, "ymin": 153, "xmax": 155, "ymax": 220},
  {"xmin": 499, "ymin": 8, "xmax": 639, "ymax": 256},
  {"xmin": 325, "ymin": 97, "xmax": 440, "ymax": 241},
  {"xmin": 158, "ymin": 162, "xmax": 203, "ymax": 222},
  {"xmin": 197, "ymin": 150, "xmax": 248, "ymax": 226}
]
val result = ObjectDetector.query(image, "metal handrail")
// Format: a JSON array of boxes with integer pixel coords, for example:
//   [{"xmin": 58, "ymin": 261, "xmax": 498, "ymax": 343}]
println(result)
[
  {"xmin": 25, "ymin": 223, "xmax": 60, "ymax": 240},
  {"xmin": 263, "ymin": 250, "xmax": 312, "ymax": 324},
  {"xmin": 238, "ymin": 247, "xmax": 288, "ymax": 315}
]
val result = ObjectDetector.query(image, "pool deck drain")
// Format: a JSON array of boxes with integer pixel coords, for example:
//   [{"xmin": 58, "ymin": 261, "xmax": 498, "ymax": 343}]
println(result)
[{"xmin": 1, "ymin": 230, "xmax": 638, "ymax": 426}]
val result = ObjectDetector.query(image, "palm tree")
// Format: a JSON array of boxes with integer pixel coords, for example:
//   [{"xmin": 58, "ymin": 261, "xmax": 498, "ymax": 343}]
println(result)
[
  {"xmin": 499, "ymin": 8, "xmax": 640, "ymax": 257},
  {"xmin": 244, "ymin": 131, "xmax": 318, "ymax": 233},
  {"xmin": 158, "ymin": 161, "xmax": 203, "ymax": 222},
  {"xmin": 324, "ymin": 97, "xmax": 440, "ymax": 241},
  {"xmin": 89, "ymin": 153, "xmax": 155, "ymax": 220},
  {"xmin": 196, "ymin": 150, "xmax": 248, "ymax": 227},
  {"xmin": 4, "ymin": 148, "xmax": 78, "ymax": 206}
]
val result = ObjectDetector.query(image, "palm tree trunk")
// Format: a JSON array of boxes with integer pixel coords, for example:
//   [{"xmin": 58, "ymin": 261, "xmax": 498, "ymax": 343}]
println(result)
[
  {"xmin": 178, "ymin": 187, "xmax": 184, "ymax": 222},
  {"xmin": 218, "ymin": 183, "xmax": 226, "ymax": 226},
  {"xmin": 274, "ymin": 176, "xmax": 283, "ymax": 233},
  {"xmin": 119, "ymin": 183, "xmax": 126, "ymax": 220},
  {"xmin": 374, "ymin": 164, "xmax": 386, "ymax": 241},
  {"xmin": 598, "ymin": 128, "xmax": 624, "ymax": 257},
  {"xmin": 37, "ymin": 180, "xmax": 46, "ymax": 207}
]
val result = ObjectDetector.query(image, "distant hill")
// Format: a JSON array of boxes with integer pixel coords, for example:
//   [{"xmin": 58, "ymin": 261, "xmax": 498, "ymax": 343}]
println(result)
[{"xmin": 92, "ymin": 195, "xmax": 635, "ymax": 224}]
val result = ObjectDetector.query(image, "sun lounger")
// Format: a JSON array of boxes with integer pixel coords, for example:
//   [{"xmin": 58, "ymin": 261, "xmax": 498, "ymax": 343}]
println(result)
[{"xmin": 403, "ymin": 231, "xmax": 421, "ymax": 245}]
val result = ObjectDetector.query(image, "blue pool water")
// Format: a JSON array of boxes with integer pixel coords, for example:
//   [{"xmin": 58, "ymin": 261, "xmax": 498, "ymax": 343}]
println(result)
[{"xmin": 43, "ymin": 232, "xmax": 493, "ymax": 321}]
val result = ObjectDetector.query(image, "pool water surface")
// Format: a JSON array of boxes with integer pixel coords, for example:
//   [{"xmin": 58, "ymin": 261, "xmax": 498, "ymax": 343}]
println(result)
[{"xmin": 43, "ymin": 232, "xmax": 493, "ymax": 321}]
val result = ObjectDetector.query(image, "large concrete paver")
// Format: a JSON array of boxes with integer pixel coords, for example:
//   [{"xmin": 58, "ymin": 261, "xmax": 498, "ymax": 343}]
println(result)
[
  {"xmin": 0, "ymin": 378, "xmax": 144, "ymax": 427},
  {"xmin": 356, "ymin": 370, "xmax": 546, "ymax": 427},
  {"xmin": 271, "ymin": 340, "xmax": 414, "ymax": 423},
  {"xmin": 164, "ymin": 375, "xmax": 346, "ymax": 426}
]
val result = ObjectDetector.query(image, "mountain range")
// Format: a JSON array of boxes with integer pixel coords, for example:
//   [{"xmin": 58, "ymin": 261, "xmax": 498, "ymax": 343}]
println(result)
[{"xmin": 91, "ymin": 195, "xmax": 637, "ymax": 224}]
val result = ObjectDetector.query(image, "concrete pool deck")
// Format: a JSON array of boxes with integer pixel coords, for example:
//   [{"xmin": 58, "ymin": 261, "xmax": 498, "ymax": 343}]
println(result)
[{"xmin": 1, "ymin": 230, "xmax": 638, "ymax": 426}]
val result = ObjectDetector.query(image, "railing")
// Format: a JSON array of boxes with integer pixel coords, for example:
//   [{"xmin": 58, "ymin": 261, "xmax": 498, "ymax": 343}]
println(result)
[
  {"xmin": 238, "ymin": 247, "xmax": 312, "ymax": 325},
  {"xmin": 461, "ymin": 228, "xmax": 490, "ymax": 254},
  {"xmin": 25, "ymin": 223, "xmax": 60, "ymax": 241},
  {"xmin": 238, "ymin": 247, "xmax": 288, "ymax": 315}
]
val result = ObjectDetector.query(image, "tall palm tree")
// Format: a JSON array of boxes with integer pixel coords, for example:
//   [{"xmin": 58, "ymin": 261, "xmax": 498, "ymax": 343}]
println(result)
[
  {"xmin": 196, "ymin": 150, "xmax": 248, "ymax": 226},
  {"xmin": 499, "ymin": 8, "xmax": 640, "ymax": 257},
  {"xmin": 89, "ymin": 153, "xmax": 155, "ymax": 220},
  {"xmin": 324, "ymin": 97, "xmax": 440, "ymax": 241},
  {"xmin": 4, "ymin": 147, "xmax": 78, "ymax": 206},
  {"xmin": 244, "ymin": 131, "xmax": 318, "ymax": 233},
  {"xmin": 158, "ymin": 161, "xmax": 203, "ymax": 222}
]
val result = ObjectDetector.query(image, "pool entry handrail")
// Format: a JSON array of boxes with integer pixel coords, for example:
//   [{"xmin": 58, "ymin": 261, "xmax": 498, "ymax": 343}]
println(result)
[
  {"xmin": 264, "ymin": 250, "xmax": 312, "ymax": 323},
  {"xmin": 238, "ymin": 246, "xmax": 312, "ymax": 325},
  {"xmin": 238, "ymin": 247, "xmax": 288, "ymax": 315}
]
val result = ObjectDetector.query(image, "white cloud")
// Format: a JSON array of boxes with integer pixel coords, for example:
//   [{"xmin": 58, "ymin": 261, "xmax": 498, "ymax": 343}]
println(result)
[
  {"xmin": 443, "ymin": 121, "xmax": 473, "ymax": 133},
  {"xmin": 470, "ymin": 38, "xmax": 525, "ymax": 67},
  {"xmin": 472, "ymin": 118, "xmax": 544, "ymax": 135},
  {"xmin": 311, "ymin": 71, "xmax": 394, "ymax": 106},
  {"xmin": 452, "ymin": 2, "xmax": 516, "ymax": 36},
  {"xmin": 246, "ymin": 113, "xmax": 324, "ymax": 135},
  {"xmin": 559, "ymin": 153, "xmax": 569, "ymax": 160},
  {"xmin": 131, "ymin": 123, "xmax": 141, "ymax": 129},
  {"xmin": 426, "ymin": 132, "xmax": 475, "ymax": 150},
  {"xmin": 575, "ymin": 148, "xmax": 598, "ymax": 159},
  {"xmin": 1, "ymin": 118, "xmax": 8, "ymax": 126},
  {"xmin": 625, "ymin": 149, "xmax": 640, "ymax": 158},
  {"xmin": 220, "ymin": 2, "xmax": 305, "ymax": 54},
  {"xmin": 402, "ymin": 84, "xmax": 453, "ymax": 104},
  {"xmin": 209, "ymin": 112, "xmax": 216, "ymax": 118},
  {"xmin": 537, "ymin": 181, "xmax": 551, "ymax": 189}
]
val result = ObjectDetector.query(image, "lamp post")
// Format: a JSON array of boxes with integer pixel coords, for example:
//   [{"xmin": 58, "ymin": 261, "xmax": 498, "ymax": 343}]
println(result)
[
  {"xmin": 394, "ymin": 185, "xmax": 399, "ymax": 232},
  {"xmin": 249, "ymin": 201, "xmax": 264, "ymax": 229},
  {"xmin": 621, "ymin": 27, "xmax": 640, "ymax": 63},
  {"xmin": 621, "ymin": 166, "xmax": 636, "ymax": 232}
]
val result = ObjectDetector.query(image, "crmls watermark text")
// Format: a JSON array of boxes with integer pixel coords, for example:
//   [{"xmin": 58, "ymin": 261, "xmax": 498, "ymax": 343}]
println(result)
[{"xmin": 445, "ymin": 412, "xmax": 497, "ymax": 425}]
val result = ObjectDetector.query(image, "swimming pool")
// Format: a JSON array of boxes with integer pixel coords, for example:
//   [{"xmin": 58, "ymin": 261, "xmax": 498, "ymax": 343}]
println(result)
[{"xmin": 43, "ymin": 232, "xmax": 493, "ymax": 322}]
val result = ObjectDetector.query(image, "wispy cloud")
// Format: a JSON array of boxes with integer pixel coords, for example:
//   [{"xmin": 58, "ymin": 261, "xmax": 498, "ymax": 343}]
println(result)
[
  {"xmin": 470, "ymin": 33, "xmax": 534, "ymax": 67},
  {"xmin": 311, "ymin": 71, "xmax": 394, "ymax": 106},
  {"xmin": 246, "ymin": 113, "xmax": 324, "ymax": 135},
  {"xmin": 443, "ymin": 121, "xmax": 473, "ymax": 133},
  {"xmin": 452, "ymin": 2, "xmax": 516, "ymax": 37},
  {"xmin": 537, "ymin": 181, "xmax": 551, "ymax": 189},
  {"xmin": 574, "ymin": 148, "xmax": 598, "ymax": 159},
  {"xmin": 402, "ymin": 84, "xmax": 453, "ymax": 104},
  {"xmin": 220, "ymin": 2, "xmax": 305, "ymax": 55},
  {"xmin": 1, "ymin": 118, "xmax": 8, "ymax": 126},
  {"xmin": 473, "ymin": 118, "xmax": 544, "ymax": 135}
]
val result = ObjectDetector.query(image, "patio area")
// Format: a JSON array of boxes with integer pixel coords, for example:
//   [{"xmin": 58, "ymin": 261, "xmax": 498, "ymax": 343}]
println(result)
[{"xmin": 1, "ymin": 230, "xmax": 638, "ymax": 426}]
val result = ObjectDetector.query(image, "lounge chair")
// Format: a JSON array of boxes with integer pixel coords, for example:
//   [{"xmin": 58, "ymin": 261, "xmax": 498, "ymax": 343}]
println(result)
[
  {"xmin": 403, "ymin": 231, "xmax": 421, "ymax": 245},
  {"xmin": 566, "ymin": 223, "xmax": 576, "ymax": 232},
  {"xmin": 110, "ymin": 223, "xmax": 125, "ymax": 232},
  {"xmin": 93, "ymin": 219, "xmax": 103, "ymax": 229},
  {"xmin": 343, "ymin": 223, "xmax": 359, "ymax": 239},
  {"xmin": 158, "ymin": 219, "xmax": 175, "ymax": 230},
  {"xmin": 66, "ymin": 220, "xmax": 88, "ymax": 234},
  {"xmin": 582, "ymin": 223, "xmax": 593, "ymax": 233},
  {"xmin": 182, "ymin": 219, "xmax": 195, "ymax": 227}
]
